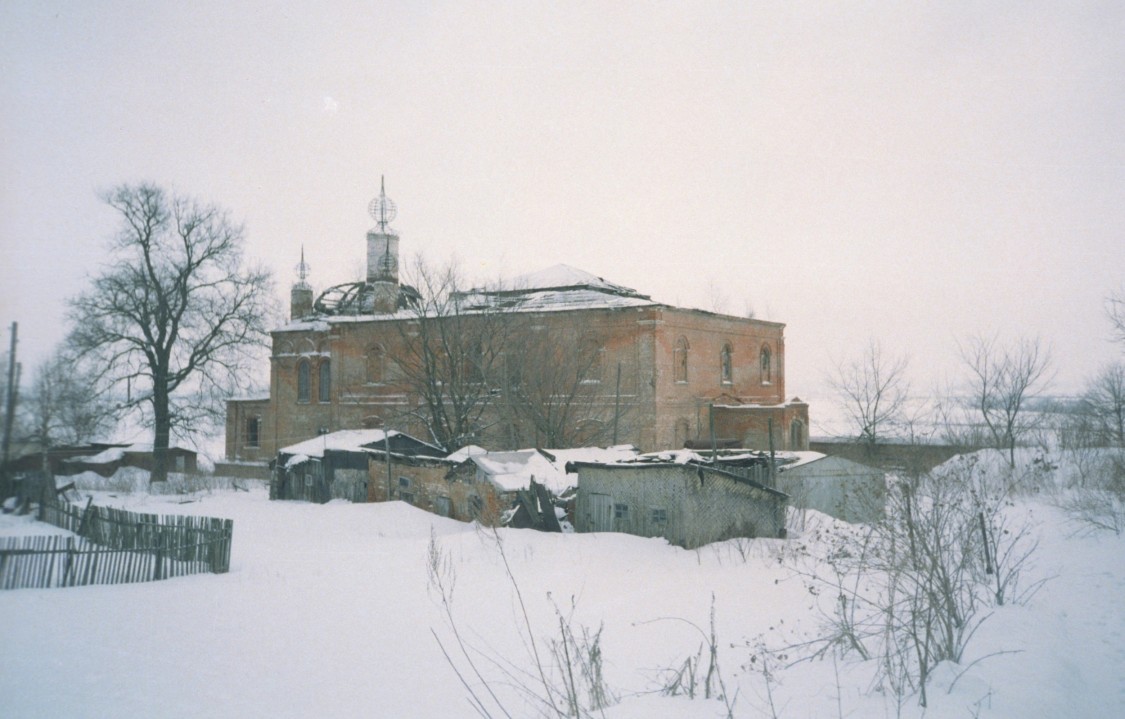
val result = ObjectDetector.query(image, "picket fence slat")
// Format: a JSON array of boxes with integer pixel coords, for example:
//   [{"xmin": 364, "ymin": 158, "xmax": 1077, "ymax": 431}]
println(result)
[{"xmin": 0, "ymin": 499, "xmax": 233, "ymax": 590}]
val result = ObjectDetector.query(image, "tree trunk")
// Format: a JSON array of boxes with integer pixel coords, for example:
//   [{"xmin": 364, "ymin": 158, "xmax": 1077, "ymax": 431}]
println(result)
[{"xmin": 151, "ymin": 380, "xmax": 170, "ymax": 483}]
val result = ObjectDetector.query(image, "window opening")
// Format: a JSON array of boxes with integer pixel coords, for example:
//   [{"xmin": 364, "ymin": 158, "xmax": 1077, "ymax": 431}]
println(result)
[
  {"xmin": 297, "ymin": 360, "xmax": 311, "ymax": 402},
  {"xmin": 245, "ymin": 416, "xmax": 261, "ymax": 448},
  {"xmin": 318, "ymin": 360, "xmax": 331, "ymax": 402},
  {"xmin": 673, "ymin": 337, "xmax": 689, "ymax": 383}
]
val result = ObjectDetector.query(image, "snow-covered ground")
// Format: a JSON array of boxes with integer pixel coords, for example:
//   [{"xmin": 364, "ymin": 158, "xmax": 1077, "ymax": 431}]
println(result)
[{"xmin": 1, "ymin": 451, "xmax": 1123, "ymax": 718}]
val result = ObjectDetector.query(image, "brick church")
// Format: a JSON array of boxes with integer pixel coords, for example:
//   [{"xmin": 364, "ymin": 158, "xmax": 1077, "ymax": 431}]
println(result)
[{"xmin": 224, "ymin": 181, "xmax": 809, "ymax": 464}]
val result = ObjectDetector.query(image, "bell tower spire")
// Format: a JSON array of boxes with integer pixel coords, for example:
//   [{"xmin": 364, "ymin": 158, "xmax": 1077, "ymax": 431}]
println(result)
[
  {"xmin": 366, "ymin": 176, "xmax": 401, "ymax": 313},
  {"xmin": 290, "ymin": 245, "xmax": 314, "ymax": 320}
]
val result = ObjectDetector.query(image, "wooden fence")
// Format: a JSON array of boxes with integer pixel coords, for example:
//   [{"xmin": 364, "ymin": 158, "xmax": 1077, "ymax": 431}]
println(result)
[{"xmin": 0, "ymin": 501, "xmax": 233, "ymax": 590}]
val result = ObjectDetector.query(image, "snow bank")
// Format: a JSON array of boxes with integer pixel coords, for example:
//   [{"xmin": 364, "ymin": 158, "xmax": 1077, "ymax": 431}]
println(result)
[{"xmin": 1, "ymin": 450, "xmax": 1123, "ymax": 718}]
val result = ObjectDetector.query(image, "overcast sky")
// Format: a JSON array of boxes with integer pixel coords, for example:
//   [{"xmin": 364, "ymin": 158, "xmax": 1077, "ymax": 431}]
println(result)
[{"xmin": 2, "ymin": 1, "xmax": 1123, "ymax": 412}]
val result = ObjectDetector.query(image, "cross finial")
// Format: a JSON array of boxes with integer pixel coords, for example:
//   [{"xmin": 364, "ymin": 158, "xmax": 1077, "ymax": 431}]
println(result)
[
  {"xmin": 368, "ymin": 176, "xmax": 398, "ymax": 232},
  {"xmin": 296, "ymin": 245, "xmax": 311, "ymax": 282}
]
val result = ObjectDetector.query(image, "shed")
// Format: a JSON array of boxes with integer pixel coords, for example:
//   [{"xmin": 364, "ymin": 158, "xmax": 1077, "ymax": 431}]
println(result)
[
  {"xmin": 440, "ymin": 445, "xmax": 640, "ymax": 527},
  {"xmin": 775, "ymin": 452, "xmax": 886, "ymax": 524},
  {"xmin": 274, "ymin": 429, "xmax": 448, "ymax": 504},
  {"xmin": 569, "ymin": 455, "xmax": 788, "ymax": 548},
  {"xmin": 60, "ymin": 443, "xmax": 198, "ymax": 477}
]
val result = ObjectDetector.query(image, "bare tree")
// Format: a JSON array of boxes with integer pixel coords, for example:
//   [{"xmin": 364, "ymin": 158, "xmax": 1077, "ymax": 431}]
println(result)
[
  {"xmin": 1077, "ymin": 362, "xmax": 1125, "ymax": 448},
  {"xmin": 27, "ymin": 346, "xmax": 115, "ymax": 453},
  {"xmin": 392, "ymin": 256, "xmax": 513, "ymax": 450},
  {"xmin": 827, "ymin": 338, "xmax": 911, "ymax": 455},
  {"xmin": 804, "ymin": 455, "xmax": 1038, "ymax": 708},
  {"xmin": 958, "ymin": 334, "xmax": 1053, "ymax": 468},
  {"xmin": 502, "ymin": 324, "xmax": 624, "ymax": 448},
  {"xmin": 68, "ymin": 183, "xmax": 275, "ymax": 482}
]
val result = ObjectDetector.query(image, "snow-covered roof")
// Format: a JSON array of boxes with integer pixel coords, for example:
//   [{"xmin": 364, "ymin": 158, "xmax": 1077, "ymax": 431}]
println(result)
[
  {"xmin": 471, "ymin": 450, "xmax": 562, "ymax": 493},
  {"xmin": 274, "ymin": 265, "xmax": 656, "ymax": 331},
  {"xmin": 279, "ymin": 429, "xmax": 399, "ymax": 459},
  {"xmin": 485, "ymin": 288, "xmax": 654, "ymax": 313},
  {"xmin": 541, "ymin": 445, "xmax": 640, "ymax": 465},
  {"xmin": 775, "ymin": 451, "xmax": 828, "ymax": 471},
  {"xmin": 71, "ymin": 446, "xmax": 128, "ymax": 464},
  {"xmin": 469, "ymin": 264, "xmax": 653, "ymax": 312},
  {"xmin": 510, "ymin": 264, "xmax": 639, "ymax": 294},
  {"xmin": 446, "ymin": 444, "xmax": 488, "ymax": 463},
  {"xmin": 69, "ymin": 442, "xmax": 192, "ymax": 465},
  {"xmin": 467, "ymin": 445, "xmax": 641, "ymax": 494}
]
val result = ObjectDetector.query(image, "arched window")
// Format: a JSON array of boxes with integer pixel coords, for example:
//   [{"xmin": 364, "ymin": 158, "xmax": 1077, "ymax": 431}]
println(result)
[
  {"xmin": 674, "ymin": 337, "xmax": 689, "ymax": 383},
  {"xmin": 297, "ymin": 360, "xmax": 311, "ymax": 402},
  {"xmin": 720, "ymin": 343, "xmax": 733, "ymax": 384},
  {"xmin": 366, "ymin": 344, "xmax": 386, "ymax": 384},
  {"xmin": 580, "ymin": 336, "xmax": 605, "ymax": 383},
  {"xmin": 318, "ymin": 360, "xmax": 331, "ymax": 403},
  {"xmin": 760, "ymin": 345, "xmax": 772, "ymax": 384},
  {"xmin": 789, "ymin": 419, "xmax": 806, "ymax": 449}
]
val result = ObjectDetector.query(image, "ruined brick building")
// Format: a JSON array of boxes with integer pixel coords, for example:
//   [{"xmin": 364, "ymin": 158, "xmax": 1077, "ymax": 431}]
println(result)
[{"xmin": 224, "ymin": 181, "xmax": 808, "ymax": 465}]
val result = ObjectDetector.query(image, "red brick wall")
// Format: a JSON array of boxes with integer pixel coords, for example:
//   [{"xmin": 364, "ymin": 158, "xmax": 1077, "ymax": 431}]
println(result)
[{"xmin": 226, "ymin": 304, "xmax": 805, "ymax": 458}]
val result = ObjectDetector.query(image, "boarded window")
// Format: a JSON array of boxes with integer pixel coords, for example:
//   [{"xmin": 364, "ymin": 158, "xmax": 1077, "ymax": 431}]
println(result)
[
  {"xmin": 366, "ymin": 344, "xmax": 386, "ymax": 383},
  {"xmin": 674, "ymin": 337, "xmax": 689, "ymax": 383},
  {"xmin": 435, "ymin": 496, "xmax": 452, "ymax": 517}
]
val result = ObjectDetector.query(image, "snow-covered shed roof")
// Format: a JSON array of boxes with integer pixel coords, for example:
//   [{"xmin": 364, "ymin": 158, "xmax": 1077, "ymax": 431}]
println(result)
[
  {"xmin": 280, "ymin": 429, "xmax": 393, "ymax": 459},
  {"xmin": 446, "ymin": 444, "xmax": 488, "ymax": 463},
  {"xmin": 278, "ymin": 429, "xmax": 445, "ymax": 460},
  {"xmin": 470, "ymin": 450, "xmax": 563, "ymax": 494},
  {"xmin": 69, "ymin": 442, "xmax": 194, "ymax": 465},
  {"xmin": 775, "ymin": 451, "xmax": 828, "ymax": 471},
  {"xmin": 565, "ymin": 453, "xmax": 789, "ymax": 499},
  {"xmin": 777, "ymin": 453, "xmax": 884, "ymax": 478},
  {"xmin": 465, "ymin": 445, "xmax": 641, "ymax": 495}
]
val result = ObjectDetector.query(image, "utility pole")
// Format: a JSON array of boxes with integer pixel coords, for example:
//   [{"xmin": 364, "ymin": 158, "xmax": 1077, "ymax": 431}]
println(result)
[
  {"xmin": 2, "ymin": 322, "xmax": 19, "ymax": 470},
  {"xmin": 612, "ymin": 361, "xmax": 622, "ymax": 445},
  {"xmin": 384, "ymin": 428, "xmax": 393, "ymax": 502},
  {"xmin": 709, "ymin": 402, "xmax": 717, "ymax": 462},
  {"xmin": 767, "ymin": 416, "xmax": 777, "ymax": 489}
]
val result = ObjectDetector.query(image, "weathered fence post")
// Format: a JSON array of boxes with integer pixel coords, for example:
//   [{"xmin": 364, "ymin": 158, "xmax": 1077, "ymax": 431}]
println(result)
[{"xmin": 151, "ymin": 530, "xmax": 162, "ymax": 581}]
